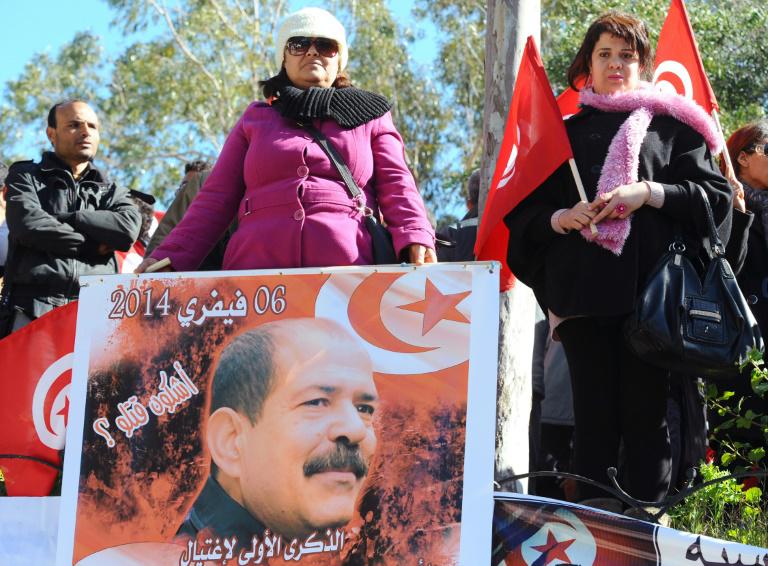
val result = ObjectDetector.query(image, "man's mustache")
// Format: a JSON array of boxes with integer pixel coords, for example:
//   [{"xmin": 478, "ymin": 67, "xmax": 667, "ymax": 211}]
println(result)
[{"xmin": 304, "ymin": 443, "xmax": 369, "ymax": 479}]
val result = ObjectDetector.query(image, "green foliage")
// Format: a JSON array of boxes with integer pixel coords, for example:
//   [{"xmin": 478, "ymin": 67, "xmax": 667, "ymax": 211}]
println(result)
[
  {"xmin": 677, "ymin": 350, "xmax": 767, "ymax": 546},
  {"xmin": 668, "ymin": 462, "xmax": 767, "ymax": 547},
  {"xmin": 413, "ymin": 0, "xmax": 485, "ymax": 209},
  {"xmin": 335, "ymin": 0, "xmax": 451, "ymax": 210},
  {"xmin": 707, "ymin": 351, "xmax": 768, "ymax": 475},
  {"xmin": 2, "ymin": 1, "xmax": 767, "ymax": 211},
  {"xmin": 0, "ymin": 0, "xmax": 454, "ymax": 211}
]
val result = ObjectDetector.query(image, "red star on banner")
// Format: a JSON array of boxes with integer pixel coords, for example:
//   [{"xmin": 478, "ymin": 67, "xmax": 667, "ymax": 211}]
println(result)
[
  {"xmin": 57, "ymin": 396, "xmax": 70, "ymax": 428},
  {"xmin": 531, "ymin": 531, "xmax": 575, "ymax": 565},
  {"xmin": 398, "ymin": 279, "xmax": 470, "ymax": 335}
]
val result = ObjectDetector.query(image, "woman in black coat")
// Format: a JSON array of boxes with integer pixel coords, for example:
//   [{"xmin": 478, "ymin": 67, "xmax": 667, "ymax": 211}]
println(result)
[
  {"xmin": 715, "ymin": 120, "xmax": 768, "ymax": 451},
  {"xmin": 504, "ymin": 11, "xmax": 732, "ymax": 504}
]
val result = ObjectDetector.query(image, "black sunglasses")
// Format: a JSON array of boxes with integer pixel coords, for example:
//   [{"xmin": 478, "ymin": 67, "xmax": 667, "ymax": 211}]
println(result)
[
  {"xmin": 747, "ymin": 142, "xmax": 768, "ymax": 156},
  {"xmin": 286, "ymin": 36, "xmax": 339, "ymax": 58}
]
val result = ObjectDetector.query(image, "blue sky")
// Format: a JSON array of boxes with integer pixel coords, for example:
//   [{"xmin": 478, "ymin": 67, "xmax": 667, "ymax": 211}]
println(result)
[{"xmin": 0, "ymin": 0, "xmax": 436, "ymax": 87}]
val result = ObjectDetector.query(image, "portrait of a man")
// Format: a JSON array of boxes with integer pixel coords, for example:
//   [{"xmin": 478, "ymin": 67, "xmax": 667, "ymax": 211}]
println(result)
[{"xmin": 177, "ymin": 317, "xmax": 379, "ymax": 544}]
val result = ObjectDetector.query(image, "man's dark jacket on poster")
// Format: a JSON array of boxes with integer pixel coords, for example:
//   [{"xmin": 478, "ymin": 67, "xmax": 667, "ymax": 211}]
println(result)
[
  {"xmin": 177, "ymin": 476, "xmax": 267, "ymax": 544},
  {"xmin": 3, "ymin": 152, "xmax": 141, "ymax": 318}
]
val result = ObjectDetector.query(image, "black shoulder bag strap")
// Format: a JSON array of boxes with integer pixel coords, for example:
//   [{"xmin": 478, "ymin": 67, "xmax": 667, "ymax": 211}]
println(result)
[{"xmin": 299, "ymin": 122, "xmax": 398, "ymax": 264}]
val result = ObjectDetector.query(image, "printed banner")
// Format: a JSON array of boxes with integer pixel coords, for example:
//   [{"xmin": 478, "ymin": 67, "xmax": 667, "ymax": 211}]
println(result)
[
  {"xmin": 56, "ymin": 264, "xmax": 499, "ymax": 565},
  {"xmin": 0, "ymin": 497, "xmax": 60, "ymax": 563},
  {"xmin": 492, "ymin": 493, "xmax": 768, "ymax": 565}
]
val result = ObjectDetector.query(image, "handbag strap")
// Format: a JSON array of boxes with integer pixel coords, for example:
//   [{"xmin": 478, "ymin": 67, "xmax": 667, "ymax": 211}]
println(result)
[
  {"xmin": 299, "ymin": 121, "xmax": 368, "ymax": 213},
  {"xmin": 694, "ymin": 185, "xmax": 725, "ymax": 258}
]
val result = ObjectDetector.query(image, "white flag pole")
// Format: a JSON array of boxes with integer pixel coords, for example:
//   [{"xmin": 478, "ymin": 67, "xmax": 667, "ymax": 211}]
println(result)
[
  {"xmin": 711, "ymin": 109, "xmax": 735, "ymax": 179},
  {"xmin": 568, "ymin": 158, "xmax": 598, "ymax": 235}
]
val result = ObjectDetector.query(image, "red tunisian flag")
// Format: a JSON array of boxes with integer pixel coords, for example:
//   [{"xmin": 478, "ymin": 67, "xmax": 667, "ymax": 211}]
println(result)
[
  {"xmin": 0, "ymin": 301, "xmax": 77, "ymax": 495},
  {"xmin": 475, "ymin": 36, "xmax": 573, "ymax": 291},
  {"xmin": 557, "ymin": 87, "xmax": 580, "ymax": 119},
  {"xmin": 556, "ymin": 77, "xmax": 585, "ymax": 119},
  {"xmin": 653, "ymin": 0, "xmax": 718, "ymax": 113}
]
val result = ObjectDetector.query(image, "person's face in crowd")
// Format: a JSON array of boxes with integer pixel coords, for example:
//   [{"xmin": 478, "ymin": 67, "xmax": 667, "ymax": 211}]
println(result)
[
  {"xmin": 738, "ymin": 139, "xmax": 768, "ymax": 190},
  {"xmin": 226, "ymin": 327, "xmax": 378, "ymax": 539},
  {"xmin": 589, "ymin": 33, "xmax": 641, "ymax": 95},
  {"xmin": 283, "ymin": 36, "xmax": 340, "ymax": 89},
  {"xmin": 46, "ymin": 102, "xmax": 100, "ymax": 170}
]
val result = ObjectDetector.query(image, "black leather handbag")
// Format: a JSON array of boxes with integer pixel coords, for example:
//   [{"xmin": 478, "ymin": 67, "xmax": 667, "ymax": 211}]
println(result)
[
  {"xmin": 300, "ymin": 123, "xmax": 398, "ymax": 264},
  {"xmin": 624, "ymin": 187, "xmax": 763, "ymax": 379}
]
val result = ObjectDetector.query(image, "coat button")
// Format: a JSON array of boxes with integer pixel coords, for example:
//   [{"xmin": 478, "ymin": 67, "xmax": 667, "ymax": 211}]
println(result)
[
  {"xmin": 297, "ymin": 165, "xmax": 309, "ymax": 177},
  {"xmin": 748, "ymin": 294, "xmax": 759, "ymax": 305},
  {"xmin": 590, "ymin": 164, "xmax": 602, "ymax": 174},
  {"xmin": 589, "ymin": 133, "xmax": 602, "ymax": 140},
  {"xmin": 293, "ymin": 209, "xmax": 305, "ymax": 221}
]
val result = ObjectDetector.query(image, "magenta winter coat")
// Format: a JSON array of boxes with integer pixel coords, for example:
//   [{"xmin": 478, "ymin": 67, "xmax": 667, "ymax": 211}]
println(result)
[{"xmin": 150, "ymin": 102, "xmax": 434, "ymax": 270}]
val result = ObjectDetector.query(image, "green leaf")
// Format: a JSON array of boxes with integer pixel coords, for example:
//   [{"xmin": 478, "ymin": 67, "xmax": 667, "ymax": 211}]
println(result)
[
  {"xmin": 744, "ymin": 487, "xmax": 762, "ymax": 504},
  {"xmin": 747, "ymin": 447, "xmax": 765, "ymax": 462}
]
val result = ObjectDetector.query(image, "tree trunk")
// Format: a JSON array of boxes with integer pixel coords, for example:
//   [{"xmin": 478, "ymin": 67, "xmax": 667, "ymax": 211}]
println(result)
[{"xmin": 480, "ymin": 0, "xmax": 541, "ymax": 493}]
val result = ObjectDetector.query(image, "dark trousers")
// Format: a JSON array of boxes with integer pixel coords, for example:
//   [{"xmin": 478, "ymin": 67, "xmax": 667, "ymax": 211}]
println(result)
[{"xmin": 557, "ymin": 316, "xmax": 671, "ymax": 502}]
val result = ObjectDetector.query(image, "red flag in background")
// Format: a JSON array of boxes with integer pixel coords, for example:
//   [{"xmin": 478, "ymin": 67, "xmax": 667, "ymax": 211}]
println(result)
[
  {"xmin": 556, "ymin": 87, "xmax": 581, "ymax": 119},
  {"xmin": 653, "ymin": 0, "xmax": 718, "ymax": 113},
  {"xmin": 475, "ymin": 37, "xmax": 573, "ymax": 291},
  {"xmin": 556, "ymin": 77, "xmax": 585, "ymax": 119},
  {"xmin": 0, "ymin": 302, "xmax": 77, "ymax": 495}
]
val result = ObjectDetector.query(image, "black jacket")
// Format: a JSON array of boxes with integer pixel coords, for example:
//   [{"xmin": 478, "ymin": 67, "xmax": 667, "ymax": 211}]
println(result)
[
  {"xmin": 3, "ymin": 152, "xmax": 141, "ymax": 317},
  {"xmin": 177, "ymin": 476, "xmax": 267, "ymax": 546},
  {"xmin": 504, "ymin": 106, "xmax": 732, "ymax": 318},
  {"xmin": 735, "ymin": 209, "xmax": 768, "ymax": 335}
]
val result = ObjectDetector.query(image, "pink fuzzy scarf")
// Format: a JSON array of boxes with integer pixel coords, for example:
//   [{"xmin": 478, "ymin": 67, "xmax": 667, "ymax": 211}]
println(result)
[{"xmin": 576, "ymin": 83, "xmax": 721, "ymax": 255}]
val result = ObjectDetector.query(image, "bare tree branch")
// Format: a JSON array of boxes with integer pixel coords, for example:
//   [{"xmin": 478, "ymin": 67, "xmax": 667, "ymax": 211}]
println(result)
[
  {"xmin": 147, "ymin": 0, "xmax": 223, "ymax": 95},
  {"xmin": 209, "ymin": 0, "xmax": 252, "ymax": 52}
]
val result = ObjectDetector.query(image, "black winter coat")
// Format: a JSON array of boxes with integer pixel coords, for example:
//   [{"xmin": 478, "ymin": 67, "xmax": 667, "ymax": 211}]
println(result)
[
  {"xmin": 736, "ymin": 212, "xmax": 768, "ymax": 335},
  {"xmin": 4, "ymin": 152, "xmax": 141, "ymax": 317},
  {"xmin": 504, "ymin": 105, "xmax": 733, "ymax": 318}
]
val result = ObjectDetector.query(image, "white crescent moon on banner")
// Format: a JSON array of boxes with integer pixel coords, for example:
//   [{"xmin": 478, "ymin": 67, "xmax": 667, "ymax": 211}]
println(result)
[
  {"xmin": 314, "ymin": 270, "xmax": 472, "ymax": 375},
  {"xmin": 32, "ymin": 352, "xmax": 73, "ymax": 451}
]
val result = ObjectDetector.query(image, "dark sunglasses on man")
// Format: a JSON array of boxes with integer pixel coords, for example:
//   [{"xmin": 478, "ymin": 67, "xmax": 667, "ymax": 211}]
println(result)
[
  {"xmin": 746, "ymin": 142, "xmax": 768, "ymax": 156},
  {"xmin": 286, "ymin": 36, "xmax": 339, "ymax": 58}
]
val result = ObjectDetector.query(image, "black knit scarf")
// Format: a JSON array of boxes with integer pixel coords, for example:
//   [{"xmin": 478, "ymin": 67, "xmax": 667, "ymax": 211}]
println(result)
[
  {"xmin": 272, "ymin": 85, "xmax": 392, "ymax": 129},
  {"xmin": 743, "ymin": 180, "xmax": 768, "ymax": 248}
]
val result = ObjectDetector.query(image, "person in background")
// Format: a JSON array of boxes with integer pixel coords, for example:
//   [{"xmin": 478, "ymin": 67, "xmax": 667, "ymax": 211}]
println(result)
[
  {"xmin": 147, "ymin": 161, "xmax": 231, "ymax": 271},
  {"xmin": 710, "ymin": 120, "xmax": 768, "ymax": 472},
  {"xmin": 147, "ymin": 160, "xmax": 210, "ymax": 253},
  {"xmin": 136, "ymin": 7, "xmax": 434, "ymax": 274},
  {"xmin": 505, "ymin": 12, "xmax": 732, "ymax": 508},
  {"xmin": 116, "ymin": 189, "xmax": 158, "ymax": 274},
  {"xmin": 530, "ymin": 315, "xmax": 575, "ymax": 501},
  {"xmin": 436, "ymin": 170, "xmax": 480, "ymax": 262},
  {"xmin": 1, "ymin": 100, "xmax": 140, "ymax": 335}
]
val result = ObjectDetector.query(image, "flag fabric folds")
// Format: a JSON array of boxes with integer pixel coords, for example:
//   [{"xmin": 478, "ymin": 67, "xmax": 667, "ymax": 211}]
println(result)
[
  {"xmin": 653, "ymin": 0, "xmax": 719, "ymax": 114},
  {"xmin": 556, "ymin": 87, "xmax": 581, "ymax": 119},
  {"xmin": 556, "ymin": 77, "xmax": 585, "ymax": 119},
  {"xmin": 0, "ymin": 302, "xmax": 77, "ymax": 495},
  {"xmin": 475, "ymin": 36, "xmax": 573, "ymax": 291}
]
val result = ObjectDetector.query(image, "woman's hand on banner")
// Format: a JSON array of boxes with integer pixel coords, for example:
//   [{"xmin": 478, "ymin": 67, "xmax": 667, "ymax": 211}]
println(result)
[
  {"xmin": 406, "ymin": 244, "xmax": 437, "ymax": 265},
  {"xmin": 135, "ymin": 257, "xmax": 174, "ymax": 274}
]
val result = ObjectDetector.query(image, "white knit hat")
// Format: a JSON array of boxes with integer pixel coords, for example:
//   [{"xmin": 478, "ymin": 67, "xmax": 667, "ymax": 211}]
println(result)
[{"xmin": 275, "ymin": 7, "xmax": 348, "ymax": 72}]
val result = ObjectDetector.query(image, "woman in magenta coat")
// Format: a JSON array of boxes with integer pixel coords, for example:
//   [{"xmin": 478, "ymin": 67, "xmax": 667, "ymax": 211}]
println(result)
[{"xmin": 137, "ymin": 7, "xmax": 435, "ymax": 273}]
